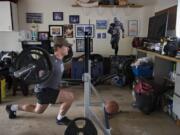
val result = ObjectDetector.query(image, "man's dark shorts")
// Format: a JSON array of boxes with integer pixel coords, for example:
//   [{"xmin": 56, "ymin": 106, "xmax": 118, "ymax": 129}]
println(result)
[{"xmin": 35, "ymin": 88, "xmax": 59, "ymax": 104}]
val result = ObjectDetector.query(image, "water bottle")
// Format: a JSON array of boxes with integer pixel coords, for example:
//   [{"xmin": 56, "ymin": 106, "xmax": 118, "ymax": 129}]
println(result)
[{"xmin": 31, "ymin": 22, "xmax": 38, "ymax": 41}]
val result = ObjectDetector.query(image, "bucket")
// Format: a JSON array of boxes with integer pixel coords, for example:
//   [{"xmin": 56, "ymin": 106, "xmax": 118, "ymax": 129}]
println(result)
[{"xmin": 1, "ymin": 79, "xmax": 6, "ymax": 99}]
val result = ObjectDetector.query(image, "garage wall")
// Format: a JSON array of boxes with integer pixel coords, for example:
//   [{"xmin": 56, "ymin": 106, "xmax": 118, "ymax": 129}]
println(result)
[
  {"xmin": 155, "ymin": 0, "xmax": 177, "ymax": 12},
  {"xmin": 0, "ymin": 0, "xmax": 156, "ymax": 56},
  {"xmin": 17, "ymin": 0, "xmax": 153, "ymax": 56},
  {"xmin": 0, "ymin": 32, "xmax": 20, "ymax": 52}
]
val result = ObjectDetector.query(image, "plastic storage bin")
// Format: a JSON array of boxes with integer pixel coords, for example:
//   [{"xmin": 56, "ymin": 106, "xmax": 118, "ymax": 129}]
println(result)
[
  {"xmin": 135, "ymin": 92, "xmax": 157, "ymax": 114},
  {"xmin": 71, "ymin": 60, "xmax": 84, "ymax": 79},
  {"xmin": 0, "ymin": 78, "xmax": 6, "ymax": 101},
  {"xmin": 132, "ymin": 65, "xmax": 153, "ymax": 78}
]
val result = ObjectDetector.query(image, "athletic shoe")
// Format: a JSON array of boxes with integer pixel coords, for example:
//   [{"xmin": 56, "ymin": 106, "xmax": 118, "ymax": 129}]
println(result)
[
  {"xmin": 6, "ymin": 104, "xmax": 16, "ymax": 119},
  {"xmin": 56, "ymin": 116, "xmax": 72, "ymax": 125}
]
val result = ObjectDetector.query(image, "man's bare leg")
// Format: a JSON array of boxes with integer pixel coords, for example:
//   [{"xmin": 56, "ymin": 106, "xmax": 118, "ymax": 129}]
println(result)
[
  {"xmin": 6, "ymin": 103, "xmax": 48, "ymax": 119},
  {"xmin": 56, "ymin": 89, "xmax": 74, "ymax": 125},
  {"xmin": 18, "ymin": 103, "xmax": 49, "ymax": 114}
]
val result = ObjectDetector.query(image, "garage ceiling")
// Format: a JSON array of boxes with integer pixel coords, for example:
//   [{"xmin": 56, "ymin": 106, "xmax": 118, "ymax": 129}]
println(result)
[
  {"xmin": 3, "ymin": 0, "xmax": 159, "ymax": 6},
  {"xmin": 128, "ymin": 0, "xmax": 157, "ymax": 5}
]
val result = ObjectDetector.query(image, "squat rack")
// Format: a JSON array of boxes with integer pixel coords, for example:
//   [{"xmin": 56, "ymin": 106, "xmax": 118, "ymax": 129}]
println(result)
[{"xmin": 83, "ymin": 31, "xmax": 111, "ymax": 135}]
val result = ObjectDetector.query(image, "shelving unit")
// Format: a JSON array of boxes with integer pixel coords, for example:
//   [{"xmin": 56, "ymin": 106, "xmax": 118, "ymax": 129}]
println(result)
[
  {"xmin": 165, "ymin": 93, "xmax": 174, "ymax": 100},
  {"xmin": 72, "ymin": 4, "xmax": 143, "ymax": 8},
  {"xmin": 163, "ymin": 77, "xmax": 174, "ymax": 101},
  {"xmin": 137, "ymin": 49, "xmax": 180, "ymax": 63},
  {"xmin": 164, "ymin": 77, "xmax": 175, "ymax": 85}
]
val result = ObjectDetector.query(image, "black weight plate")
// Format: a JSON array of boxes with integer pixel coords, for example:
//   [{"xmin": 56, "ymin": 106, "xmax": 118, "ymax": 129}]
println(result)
[
  {"xmin": 15, "ymin": 47, "xmax": 52, "ymax": 84},
  {"xmin": 65, "ymin": 117, "xmax": 97, "ymax": 135}
]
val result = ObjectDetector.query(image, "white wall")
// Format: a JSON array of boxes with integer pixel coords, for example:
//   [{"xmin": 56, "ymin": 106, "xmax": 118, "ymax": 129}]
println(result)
[
  {"xmin": 139, "ymin": 5, "xmax": 155, "ymax": 37},
  {"xmin": 0, "ymin": 0, "xmax": 156, "ymax": 56},
  {"xmin": 155, "ymin": 0, "xmax": 177, "ymax": 12},
  {"xmin": 17, "ymin": 0, "xmax": 151, "ymax": 56},
  {"xmin": 0, "ymin": 32, "xmax": 21, "ymax": 52}
]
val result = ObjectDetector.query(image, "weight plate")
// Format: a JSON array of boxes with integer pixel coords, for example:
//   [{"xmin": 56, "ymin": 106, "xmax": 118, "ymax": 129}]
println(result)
[{"xmin": 15, "ymin": 47, "xmax": 52, "ymax": 84}]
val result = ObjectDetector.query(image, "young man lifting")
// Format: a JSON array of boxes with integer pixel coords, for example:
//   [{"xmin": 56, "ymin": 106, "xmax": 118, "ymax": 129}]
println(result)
[{"xmin": 6, "ymin": 37, "xmax": 74, "ymax": 125}]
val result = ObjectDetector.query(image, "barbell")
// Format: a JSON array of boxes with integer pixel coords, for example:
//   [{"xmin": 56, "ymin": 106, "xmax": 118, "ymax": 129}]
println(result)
[{"xmin": 13, "ymin": 47, "xmax": 73, "ymax": 84}]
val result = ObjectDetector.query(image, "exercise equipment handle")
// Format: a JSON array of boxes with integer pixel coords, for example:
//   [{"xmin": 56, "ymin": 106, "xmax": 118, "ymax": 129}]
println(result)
[{"xmin": 14, "ymin": 64, "xmax": 36, "ymax": 78}]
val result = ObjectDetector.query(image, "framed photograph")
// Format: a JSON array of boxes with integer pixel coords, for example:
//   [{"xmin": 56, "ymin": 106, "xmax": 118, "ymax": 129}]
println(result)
[
  {"xmin": 38, "ymin": 32, "xmax": 49, "ymax": 41},
  {"xmin": 53, "ymin": 12, "xmax": 63, "ymax": 21},
  {"xmin": 96, "ymin": 20, "xmax": 108, "ymax": 29},
  {"xmin": 49, "ymin": 25, "xmax": 63, "ymax": 37},
  {"xmin": 26, "ymin": 13, "xmax": 43, "ymax": 23},
  {"xmin": 75, "ymin": 24, "xmax": 94, "ymax": 38},
  {"xmin": 69, "ymin": 15, "xmax": 80, "ymax": 24},
  {"xmin": 128, "ymin": 20, "xmax": 138, "ymax": 36},
  {"xmin": 97, "ymin": 33, "xmax": 101, "ymax": 39},
  {"xmin": 63, "ymin": 24, "xmax": 74, "ymax": 38},
  {"xmin": 102, "ymin": 33, "xmax": 106, "ymax": 39},
  {"xmin": 76, "ymin": 39, "xmax": 93, "ymax": 52}
]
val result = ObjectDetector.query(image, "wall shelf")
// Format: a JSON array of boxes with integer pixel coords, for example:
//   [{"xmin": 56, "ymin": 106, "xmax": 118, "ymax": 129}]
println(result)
[
  {"xmin": 72, "ymin": 4, "xmax": 143, "ymax": 8},
  {"xmin": 137, "ymin": 48, "xmax": 180, "ymax": 63}
]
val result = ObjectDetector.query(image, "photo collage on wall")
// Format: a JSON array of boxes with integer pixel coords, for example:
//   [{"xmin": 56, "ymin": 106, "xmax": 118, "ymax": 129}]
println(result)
[{"xmin": 26, "ymin": 12, "xmax": 111, "ymax": 52}]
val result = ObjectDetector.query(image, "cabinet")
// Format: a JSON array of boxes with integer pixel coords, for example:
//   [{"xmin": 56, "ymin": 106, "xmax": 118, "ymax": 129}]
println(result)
[
  {"xmin": 174, "ymin": 63, "xmax": 180, "ymax": 118},
  {"xmin": 0, "ymin": 1, "xmax": 18, "ymax": 31},
  {"xmin": 136, "ymin": 48, "xmax": 180, "ymax": 119}
]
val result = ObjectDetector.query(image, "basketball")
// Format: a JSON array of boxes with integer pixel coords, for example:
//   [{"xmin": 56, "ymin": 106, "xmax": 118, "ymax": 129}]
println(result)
[{"xmin": 105, "ymin": 100, "xmax": 119, "ymax": 114}]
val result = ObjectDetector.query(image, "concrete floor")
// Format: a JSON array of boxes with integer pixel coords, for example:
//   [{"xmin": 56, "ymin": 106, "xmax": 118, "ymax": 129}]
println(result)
[{"xmin": 0, "ymin": 85, "xmax": 180, "ymax": 135}]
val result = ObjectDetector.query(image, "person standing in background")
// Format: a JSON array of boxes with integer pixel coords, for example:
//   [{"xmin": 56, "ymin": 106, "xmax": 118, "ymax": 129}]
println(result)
[{"xmin": 108, "ymin": 17, "xmax": 125, "ymax": 56}]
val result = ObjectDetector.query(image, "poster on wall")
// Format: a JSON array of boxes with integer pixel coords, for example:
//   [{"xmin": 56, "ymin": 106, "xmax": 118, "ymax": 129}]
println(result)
[
  {"xmin": 38, "ymin": 32, "xmax": 49, "ymax": 41},
  {"xmin": 76, "ymin": 39, "xmax": 93, "ymax": 52},
  {"xmin": 53, "ymin": 12, "xmax": 63, "ymax": 21},
  {"xmin": 75, "ymin": 24, "xmax": 94, "ymax": 38},
  {"xmin": 102, "ymin": 33, "xmax": 106, "ymax": 39},
  {"xmin": 63, "ymin": 24, "xmax": 73, "ymax": 38},
  {"xmin": 97, "ymin": 33, "xmax": 101, "ymax": 39},
  {"xmin": 128, "ymin": 20, "xmax": 138, "ymax": 36},
  {"xmin": 26, "ymin": 13, "xmax": 43, "ymax": 23},
  {"xmin": 96, "ymin": 20, "xmax": 108, "ymax": 29},
  {"xmin": 49, "ymin": 25, "xmax": 63, "ymax": 37},
  {"xmin": 69, "ymin": 15, "xmax": 80, "ymax": 24}
]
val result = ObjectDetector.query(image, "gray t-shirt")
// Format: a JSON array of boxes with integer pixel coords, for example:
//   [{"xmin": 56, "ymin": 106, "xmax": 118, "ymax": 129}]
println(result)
[{"xmin": 34, "ymin": 55, "xmax": 64, "ymax": 92}]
